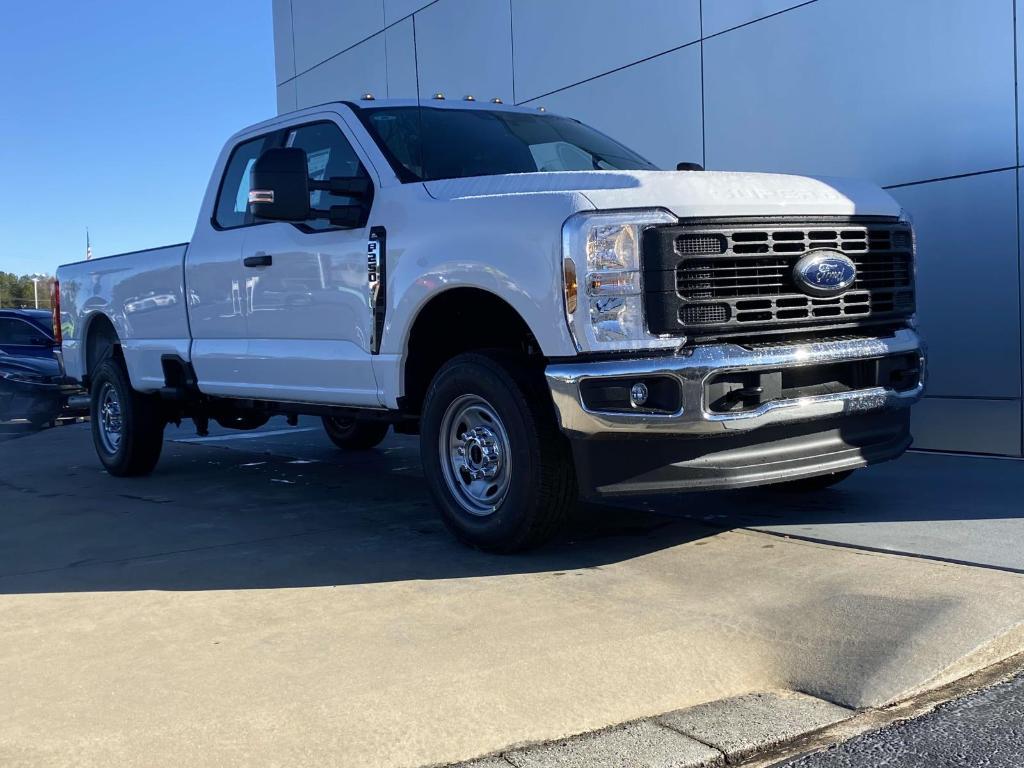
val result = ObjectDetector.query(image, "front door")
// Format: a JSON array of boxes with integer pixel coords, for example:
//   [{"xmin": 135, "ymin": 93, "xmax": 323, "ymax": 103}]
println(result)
[
  {"xmin": 186, "ymin": 132, "xmax": 275, "ymax": 397},
  {"xmin": 239, "ymin": 118, "xmax": 379, "ymax": 406}
]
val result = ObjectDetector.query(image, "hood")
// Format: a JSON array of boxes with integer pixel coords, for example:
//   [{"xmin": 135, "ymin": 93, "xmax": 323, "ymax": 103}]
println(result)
[
  {"xmin": 423, "ymin": 170, "xmax": 901, "ymax": 219},
  {"xmin": 0, "ymin": 353, "xmax": 61, "ymax": 379}
]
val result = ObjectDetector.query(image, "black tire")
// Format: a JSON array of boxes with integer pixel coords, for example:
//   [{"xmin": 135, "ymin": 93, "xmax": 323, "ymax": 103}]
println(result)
[
  {"xmin": 322, "ymin": 415, "xmax": 389, "ymax": 450},
  {"xmin": 420, "ymin": 351, "xmax": 577, "ymax": 553},
  {"xmin": 90, "ymin": 358, "xmax": 165, "ymax": 476},
  {"xmin": 771, "ymin": 469, "xmax": 855, "ymax": 492}
]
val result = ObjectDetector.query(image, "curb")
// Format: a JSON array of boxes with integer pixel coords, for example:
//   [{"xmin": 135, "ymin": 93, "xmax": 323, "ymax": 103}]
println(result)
[{"xmin": 451, "ymin": 653, "xmax": 1024, "ymax": 768}]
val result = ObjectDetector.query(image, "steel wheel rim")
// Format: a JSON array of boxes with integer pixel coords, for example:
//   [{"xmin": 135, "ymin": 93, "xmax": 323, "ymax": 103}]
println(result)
[
  {"xmin": 327, "ymin": 415, "xmax": 356, "ymax": 433},
  {"xmin": 97, "ymin": 382, "xmax": 124, "ymax": 455},
  {"xmin": 439, "ymin": 394, "xmax": 512, "ymax": 516}
]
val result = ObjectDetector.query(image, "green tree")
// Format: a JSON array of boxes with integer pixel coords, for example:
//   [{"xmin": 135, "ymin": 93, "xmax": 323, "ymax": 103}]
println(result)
[{"xmin": 0, "ymin": 272, "xmax": 55, "ymax": 309}]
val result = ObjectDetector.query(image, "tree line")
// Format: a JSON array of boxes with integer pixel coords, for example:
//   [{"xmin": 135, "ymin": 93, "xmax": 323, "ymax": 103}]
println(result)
[{"xmin": 0, "ymin": 272, "xmax": 56, "ymax": 309}]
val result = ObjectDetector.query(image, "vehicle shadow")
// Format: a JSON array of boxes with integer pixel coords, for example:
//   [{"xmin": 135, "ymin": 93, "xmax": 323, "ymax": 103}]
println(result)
[
  {"xmin": 0, "ymin": 425, "xmax": 723, "ymax": 594},
  {"xmin": 2, "ymin": 424, "xmax": 1021, "ymax": 594}
]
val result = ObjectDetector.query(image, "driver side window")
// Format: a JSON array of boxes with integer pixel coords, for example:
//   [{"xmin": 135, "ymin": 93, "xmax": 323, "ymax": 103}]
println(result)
[{"xmin": 285, "ymin": 122, "xmax": 370, "ymax": 231}]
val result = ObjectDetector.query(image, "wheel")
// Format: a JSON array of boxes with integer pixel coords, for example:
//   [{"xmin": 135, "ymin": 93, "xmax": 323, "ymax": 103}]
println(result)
[
  {"xmin": 90, "ymin": 358, "xmax": 165, "ymax": 476},
  {"xmin": 772, "ymin": 469, "xmax": 855, "ymax": 492},
  {"xmin": 420, "ymin": 351, "xmax": 577, "ymax": 553},
  {"xmin": 321, "ymin": 415, "xmax": 389, "ymax": 450}
]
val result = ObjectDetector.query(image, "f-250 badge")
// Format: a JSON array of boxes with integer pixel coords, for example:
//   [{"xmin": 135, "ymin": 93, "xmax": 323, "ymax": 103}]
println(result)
[{"xmin": 367, "ymin": 234, "xmax": 380, "ymax": 309}]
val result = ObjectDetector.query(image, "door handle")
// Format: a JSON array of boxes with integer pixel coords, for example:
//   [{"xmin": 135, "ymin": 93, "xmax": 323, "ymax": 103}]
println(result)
[{"xmin": 244, "ymin": 253, "xmax": 272, "ymax": 268}]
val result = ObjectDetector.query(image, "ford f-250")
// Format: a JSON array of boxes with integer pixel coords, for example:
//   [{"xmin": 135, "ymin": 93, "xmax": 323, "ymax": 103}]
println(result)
[{"xmin": 55, "ymin": 98, "xmax": 925, "ymax": 551}]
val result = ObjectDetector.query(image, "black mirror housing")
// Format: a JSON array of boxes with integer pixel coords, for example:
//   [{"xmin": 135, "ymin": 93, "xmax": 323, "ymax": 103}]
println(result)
[{"xmin": 249, "ymin": 147, "xmax": 311, "ymax": 221}]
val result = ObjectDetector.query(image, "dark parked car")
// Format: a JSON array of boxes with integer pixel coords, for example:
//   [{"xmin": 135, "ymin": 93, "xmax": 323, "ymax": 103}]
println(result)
[
  {"xmin": 0, "ymin": 309, "xmax": 57, "ymax": 357},
  {"xmin": 0, "ymin": 350, "xmax": 82, "ymax": 428}
]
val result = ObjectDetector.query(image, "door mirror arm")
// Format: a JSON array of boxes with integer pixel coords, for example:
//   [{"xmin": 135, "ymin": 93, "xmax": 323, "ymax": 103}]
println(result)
[
  {"xmin": 310, "ymin": 176, "xmax": 373, "ymax": 200},
  {"xmin": 306, "ymin": 203, "xmax": 370, "ymax": 229}
]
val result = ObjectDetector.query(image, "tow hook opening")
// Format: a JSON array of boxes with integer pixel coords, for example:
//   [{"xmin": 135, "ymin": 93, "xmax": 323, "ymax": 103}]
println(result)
[{"xmin": 706, "ymin": 353, "xmax": 922, "ymax": 414}]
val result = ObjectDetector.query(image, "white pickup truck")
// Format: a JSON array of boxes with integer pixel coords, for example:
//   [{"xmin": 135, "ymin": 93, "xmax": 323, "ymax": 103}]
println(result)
[{"xmin": 55, "ymin": 98, "xmax": 924, "ymax": 551}]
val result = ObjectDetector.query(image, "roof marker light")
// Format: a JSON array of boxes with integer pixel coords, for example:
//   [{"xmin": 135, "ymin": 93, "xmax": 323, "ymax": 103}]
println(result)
[
  {"xmin": 433, "ymin": 92, "xmax": 445, "ymax": 100},
  {"xmin": 491, "ymin": 97, "xmax": 503, "ymax": 104},
  {"xmin": 464, "ymin": 95, "xmax": 476, "ymax": 101},
  {"xmin": 361, "ymin": 92, "xmax": 375, "ymax": 100}
]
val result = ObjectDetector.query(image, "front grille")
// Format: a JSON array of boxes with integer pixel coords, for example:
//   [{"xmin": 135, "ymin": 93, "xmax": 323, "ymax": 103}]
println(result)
[{"xmin": 643, "ymin": 219, "xmax": 915, "ymax": 340}]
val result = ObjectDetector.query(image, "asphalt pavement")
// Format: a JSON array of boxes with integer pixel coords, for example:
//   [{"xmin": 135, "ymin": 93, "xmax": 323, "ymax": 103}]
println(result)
[{"xmin": 784, "ymin": 672, "xmax": 1024, "ymax": 767}]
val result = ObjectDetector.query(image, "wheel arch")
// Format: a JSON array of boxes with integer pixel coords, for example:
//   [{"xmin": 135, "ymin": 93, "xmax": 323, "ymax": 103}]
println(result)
[
  {"xmin": 401, "ymin": 287, "xmax": 541, "ymax": 415},
  {"xmin": 83, "ymin": 312, "xmax": 122, "ymax": 384}
]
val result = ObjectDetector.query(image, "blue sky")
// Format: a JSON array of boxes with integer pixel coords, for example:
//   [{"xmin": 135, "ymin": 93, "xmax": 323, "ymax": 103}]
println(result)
[{"xmin": 0, "ymin": 2, "xmax": 276, "ymax": 276}]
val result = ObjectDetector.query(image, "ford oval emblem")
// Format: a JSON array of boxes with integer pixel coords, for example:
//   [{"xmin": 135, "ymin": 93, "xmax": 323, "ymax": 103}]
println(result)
[{"xmin": 793, "ymin": 250, "xmax": 857, "ymax": 297}]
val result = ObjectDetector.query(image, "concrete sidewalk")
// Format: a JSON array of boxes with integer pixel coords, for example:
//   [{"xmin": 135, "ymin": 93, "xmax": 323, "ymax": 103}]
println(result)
[{"xmin": 2, "ymin": 425, "xmax": 1024, "ymax": 767}]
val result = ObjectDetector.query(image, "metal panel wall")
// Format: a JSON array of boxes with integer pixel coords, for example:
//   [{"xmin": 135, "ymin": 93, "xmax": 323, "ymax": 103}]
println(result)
[
  {"xmin": 384, "ymin": 0, "xmax": 434, "ymax": 26},
  {"xmin": 520, "ymin": 46, "xmax": 703, "ymax": 172},
  {"xmin": 271, "ymin": 0, "xmax": 295, "ymax": 85},
  {"xmin": 510, "ymin": 0, "xmax": 700, "ymax": 102},
  {"xmin": 290, "ymin": 0, "xmax": 385, "ymax": 74},
  {"xmin": 413, "ymin": 0, "xmax": 514, "ymax": 102},
  {"xmin": 702, "ymin": 0, "xmax": 1016, "ymax": 185},
  {"xmin": 701, "ymin": 1, "xmax": 811, "ymax": 36},
  {"xmin": 274, "ymin": 0, "xmax": 1024, "ymax": 457},
  {"xmin": 889, "ymin": 172, "xmax": 1021, "ymax": 400},
  {"xmin": 295, "ymin": 33, "xmax": 388, "ymax": 108},
  {"xmin": 385, "ymin": 19, "xmax": 418, "ymax": 99}
]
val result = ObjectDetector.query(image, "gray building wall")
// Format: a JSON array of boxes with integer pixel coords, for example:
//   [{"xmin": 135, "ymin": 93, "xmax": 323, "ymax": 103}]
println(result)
[{"xmin": 273, "ymin": 0, "xmax": 1023, "ymax": 457}]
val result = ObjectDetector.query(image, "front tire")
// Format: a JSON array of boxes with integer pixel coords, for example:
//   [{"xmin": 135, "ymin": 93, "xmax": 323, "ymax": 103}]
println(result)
[
  {"xmin": 90, "ymin": 359, "xmax": 165, "ymax": 476},
  {"xmin": 322, "ymin": 415, "xmax": 389, "ymax": 450},
  {"xmin": 420, "ymin": 352, "xmax": 576, "ymax": 553}
]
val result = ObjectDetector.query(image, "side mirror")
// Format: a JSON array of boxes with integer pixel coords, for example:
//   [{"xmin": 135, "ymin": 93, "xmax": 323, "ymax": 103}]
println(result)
[
  {"xmin": 676, "ymin": 162, "xmax": 704, "ymax": 172},
  {"xmin": 249, "ymin": 147, "xmax": 311, "ymax": 222}
]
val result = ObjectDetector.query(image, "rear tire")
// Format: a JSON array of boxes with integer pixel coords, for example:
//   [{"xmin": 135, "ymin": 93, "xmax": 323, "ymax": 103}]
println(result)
[
  {"xmin": 420, "ymin": 351, "xmax": 577, "ymax": 553},
  {"xmin": 90, "ymin": 358, "xmax": 165, "ymax": 476},
  {"xmin": 772, "ymin": 469, "xmax": 855, "ymax": 492},
  {"xmin": 322, "ymin": 415, "xmax": 389, "ymax": 450}
]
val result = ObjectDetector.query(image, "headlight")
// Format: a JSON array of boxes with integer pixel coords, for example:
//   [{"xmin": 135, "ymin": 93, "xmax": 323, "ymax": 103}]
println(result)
[
  {"xmin": 897, "ymin": 209, "xmax": 918, "ymax": 326},
  {"xmin": 562, "ymin": 209, "xmax": 680, "ymax": 352},
  {"xmin": 897, "ymin": 208, "xmax": 917, "ymax": 258}
]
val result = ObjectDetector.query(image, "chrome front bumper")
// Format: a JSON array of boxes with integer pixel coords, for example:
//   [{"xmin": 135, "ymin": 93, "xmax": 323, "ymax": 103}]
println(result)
[{"xmin": 545, "ymin": 329, "xmax": 925, "ymax": 438}]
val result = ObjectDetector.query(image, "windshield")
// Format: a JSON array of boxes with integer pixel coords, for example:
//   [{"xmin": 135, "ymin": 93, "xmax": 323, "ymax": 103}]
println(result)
[{"xmin": 358, "ymin": 106, "xmax": 658, "ymax": 182}]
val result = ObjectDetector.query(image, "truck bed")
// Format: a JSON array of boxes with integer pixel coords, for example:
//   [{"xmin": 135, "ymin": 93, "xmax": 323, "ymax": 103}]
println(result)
[{"xmin": 58, "ymin": 243, "xmax": 191, "ymax": 390}]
